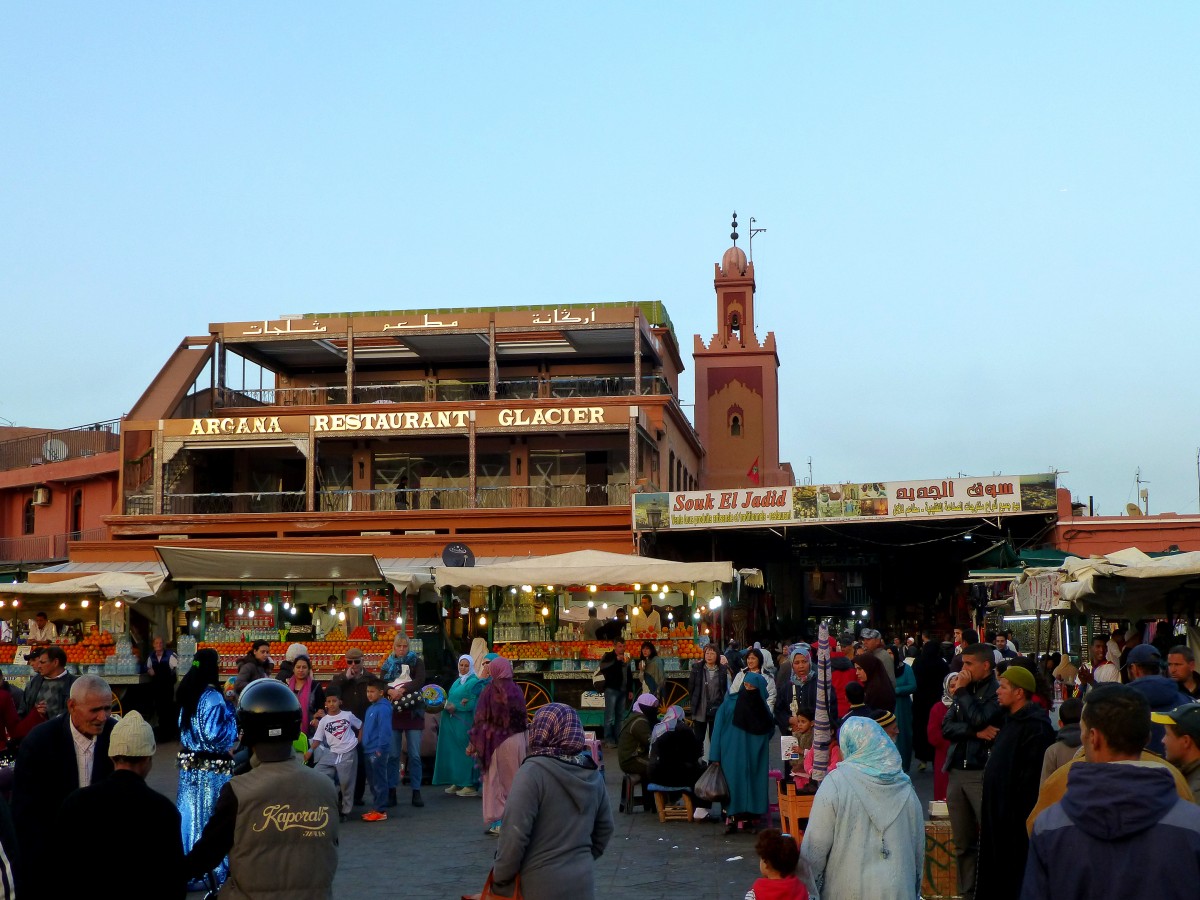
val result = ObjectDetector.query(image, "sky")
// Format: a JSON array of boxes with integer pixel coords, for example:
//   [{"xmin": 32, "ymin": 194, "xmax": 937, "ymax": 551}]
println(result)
[{"xmin": 2, "ymin": 4, "xmax": 1198, "ymax": 515}]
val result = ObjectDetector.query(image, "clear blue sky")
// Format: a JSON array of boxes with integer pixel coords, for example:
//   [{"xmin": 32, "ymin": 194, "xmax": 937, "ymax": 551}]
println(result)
[{"xmin": 3, "ymin": 4, "xmax": 1197, "ymax": 515}]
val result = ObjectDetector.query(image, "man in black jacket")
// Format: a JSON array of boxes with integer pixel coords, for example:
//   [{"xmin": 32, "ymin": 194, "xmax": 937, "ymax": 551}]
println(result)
[
  {"xmin": 11, "ymin": 675, "xmax": 115, "ymax": 893},
  {"xmin": 976, "ymin": 665, "xmax": 1055, "ymax": 900},
  {"xmin": 61, "ymin": 710, "xmax": 185, "ymax": 898},
  {"xmin": 942, "ymin": 644, "xmax": 1003, "ymax": 900},
  {"xmin": 599, "ymin": 639, "xmax": 630, "ymax": 747}
]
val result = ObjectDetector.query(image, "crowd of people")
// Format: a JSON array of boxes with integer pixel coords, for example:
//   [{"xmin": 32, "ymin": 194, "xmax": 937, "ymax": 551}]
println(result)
[{"xmin": 2, "ymin": 619, "xmax": 1199, "ymax": 899}]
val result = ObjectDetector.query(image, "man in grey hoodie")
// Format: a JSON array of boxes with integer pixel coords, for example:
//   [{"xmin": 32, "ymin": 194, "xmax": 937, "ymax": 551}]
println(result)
[{"xmin": 1039, "ymin": 698, "xmax": 1082, "ymax": 786}]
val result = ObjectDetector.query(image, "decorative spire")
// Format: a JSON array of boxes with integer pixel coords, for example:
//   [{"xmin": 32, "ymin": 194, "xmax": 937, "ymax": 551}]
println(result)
[{"xmin": 730, "ymin": 211, "xmax": 739, "ymax": 245}]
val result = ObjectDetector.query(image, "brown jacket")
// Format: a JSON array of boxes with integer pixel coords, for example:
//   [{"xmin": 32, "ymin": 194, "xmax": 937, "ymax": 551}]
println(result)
[{"xmin": 1026, "ymin": 750, "xmax": 1195, "ymax": 835}]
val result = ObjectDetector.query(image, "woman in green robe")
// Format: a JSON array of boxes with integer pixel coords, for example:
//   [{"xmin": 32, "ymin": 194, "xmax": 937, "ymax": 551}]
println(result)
[{"xmin": 433, "ymin": 654, "xmax": 484, "ymax": 794}]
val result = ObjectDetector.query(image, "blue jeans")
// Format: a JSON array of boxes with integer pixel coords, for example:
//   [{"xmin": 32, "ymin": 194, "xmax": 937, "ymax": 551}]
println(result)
[
  {"xmin": 387, "ymin": 727, "xmax": 423, "ymax": 790},
  {"xmin": 604, "ymin": 689, "xmax": 626, "ymax": 744},
  {"xmin": 367, "ymin": 750, "xmax": 390, "ymax": 812}
]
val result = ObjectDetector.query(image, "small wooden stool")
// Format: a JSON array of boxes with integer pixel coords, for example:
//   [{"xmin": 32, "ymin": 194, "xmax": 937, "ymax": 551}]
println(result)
[
  {"xmin": 652, "ymin": 790, "xmax": 696, "ymax": 823},
  {"xmin": 777, "ymin": 780, "xmax": 815, "ymax": 846}
]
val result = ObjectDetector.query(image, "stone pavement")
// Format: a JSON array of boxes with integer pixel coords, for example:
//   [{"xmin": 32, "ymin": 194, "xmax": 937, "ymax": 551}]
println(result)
[{"xmin": 145, "ymin": 740, "xmax": 934, "ymax": 899}]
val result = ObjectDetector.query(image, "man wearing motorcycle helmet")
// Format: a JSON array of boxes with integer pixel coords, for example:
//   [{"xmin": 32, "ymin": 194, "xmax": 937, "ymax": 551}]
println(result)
[{"xmin": 186, "ymin": 679, "xmax": 340, "ymax": 898}]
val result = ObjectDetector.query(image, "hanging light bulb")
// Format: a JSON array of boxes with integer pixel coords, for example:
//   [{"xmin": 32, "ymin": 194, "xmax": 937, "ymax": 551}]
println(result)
[
  {"xmin": 352, "ymin": 595, "xmax": 362, "ymax": 607},
  {"xmin": 658, "ymin": 591, "xmax": 666, "ymax": 600},
  {"xmin": 263, "ymin": 601, "xmax": 273, "ymax": 613},
  {"xmin": 248, "ymin": 609, "xmax": 255, "ymax": 619},
  {"xmin": 587, "ymin": 599, "xmax": 595, "ymax": 608},
  {"xmin": 191, "ymin": 617, "xmax": 200, "ymax": 628},
  {"xmin": 521, "ymin": 584, "xmax": 533, "ymax": 593},
  {"xmin": 545, "ymin": 585, "xmax": 554, "ymax": 592},
  {"xmin": 708, "ymin": 597, "xmax": 723, "ymax": 610},
  {"xmin": 0, "ymin": 600, "xmax": 5, "ymax": 608},
  {"xmin": 288, "ymin": 605, "xmax": 296, "ymax": 617},
  {"xmin": 114, "ymin": 600, "xmax": 121, "ymax": 608},
  {"xmin": 667, "ymin": 611, "xmax": 674, "ymax": 621},
  {"xmin": 236, "ymin": 606, "xmax": 245, "ymax": 616},
  {"xmin": 395, "ymin": 615, "xmax": 403, "ymax": 625},
  {"xmin": 81, "ymin": 599, "xmax": 90, "ymax": 608},
  {"xmin": 478, "ymin": 614, "xmax": 487, "ymax": 626},
  {"xmin": 692, "ymin": 610, "xmax": 701, "ymax": 620},
  {"xmin": 588, "ymin": 584, "xmax": 597, "ymax": 592},
  {"xmin": 703, "ymin": 627, "xmax": 710, "ymax": 635},
  {"xmin": 541, "ymin": 606, "xmax": 549, "ymax": 616},
  {"xmin": 633, "ymin": 583, "xmax": 641, "ymax": 591},
  {"xmin": 632, "ymin": 606, "xmax": 640, "ymax": 616},
  {"xmin": 337, "ymin": 610, "xmax": 346, "ymax": 621},
  {"xmin": 11, "ymin": 600, "xmax": 18, "ymax": 608},
  {"xmin": 510, "ymin": 587, "xmax": 518, "ymax": 594},
  {"xmin": 601, "ymin": 602, "xmax": 608, "ymax": 610},
  {"xmin": 59, "ymin": 602, "xmax": 67, "ymax": 610},
  {"xmin": 650, "ymin": 583, "xmax": 659, "ymax": 592},
  {"xmin": 282, "ymin": 601, "xmax": 290, "ymax": 611}
]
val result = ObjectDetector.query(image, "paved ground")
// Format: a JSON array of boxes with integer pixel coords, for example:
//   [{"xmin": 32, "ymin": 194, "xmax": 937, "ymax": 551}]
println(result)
[{"xmin": 147, "ymin": 741, "xmax": 934, "ymax": 899}]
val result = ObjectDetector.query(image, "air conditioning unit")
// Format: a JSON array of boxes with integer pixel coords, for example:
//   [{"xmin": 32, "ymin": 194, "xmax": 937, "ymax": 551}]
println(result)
[{"xmin": 32, "ymin": 487, "xmax": 51, "ymax": 506}]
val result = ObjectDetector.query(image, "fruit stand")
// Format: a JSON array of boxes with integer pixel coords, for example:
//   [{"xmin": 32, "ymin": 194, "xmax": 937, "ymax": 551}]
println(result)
[{"xmin": 434, "ymin": 550, "xmax": 735, "ymax": 726}]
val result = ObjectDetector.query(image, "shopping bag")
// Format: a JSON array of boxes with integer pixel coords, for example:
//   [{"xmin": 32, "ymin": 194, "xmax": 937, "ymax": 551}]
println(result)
[
  {"xmin": 477, "ymin": 868, "xmax": 523, "ymax": 900},
  {"xmin": 693, "ymin": 760, "xmax": 730, "ymax": 804}
]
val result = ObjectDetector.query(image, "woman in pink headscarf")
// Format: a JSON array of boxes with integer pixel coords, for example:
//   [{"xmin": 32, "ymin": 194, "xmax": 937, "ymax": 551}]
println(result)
[{"xmin": 467, "ymin": 656, "xmax": 528, "ymax": 835}]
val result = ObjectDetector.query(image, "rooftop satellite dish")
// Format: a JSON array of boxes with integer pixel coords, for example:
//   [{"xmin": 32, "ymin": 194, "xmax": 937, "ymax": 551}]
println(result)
[
  {"xmin": 42, "ymin": 438, "xmax": 69, "ymax": 462},
  {"xmin": 1126, "ymin": 503, "xmax": 1144, "ymax": 517}
]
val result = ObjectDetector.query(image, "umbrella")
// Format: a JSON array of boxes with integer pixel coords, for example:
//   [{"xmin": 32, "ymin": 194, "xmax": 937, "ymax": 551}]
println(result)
[{"xmin": 811, "ymin": 619, "xmax": 832, "ymax": 782}]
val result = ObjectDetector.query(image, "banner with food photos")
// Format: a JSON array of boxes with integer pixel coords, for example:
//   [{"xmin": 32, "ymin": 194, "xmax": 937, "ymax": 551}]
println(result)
[{"xmin": 633, "ymin": 473, "xmax": 1057, "ymax": 531}]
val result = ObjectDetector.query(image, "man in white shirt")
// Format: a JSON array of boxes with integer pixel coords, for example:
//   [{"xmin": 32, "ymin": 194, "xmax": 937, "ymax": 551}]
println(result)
[
  {"xmin": 631, "ymin": 594, "xmax": 662, "ymax": 633},
  {"xmin": 309, "ymin": 694, "xmax": 362, "ymax": 821},
  {"xmin": 1077, "ymin": 635, "xmax": 1120, "ymax": 694},
  {"xmin": 27, "ymin": 611, "xmax": 57, "ymax": 641}
]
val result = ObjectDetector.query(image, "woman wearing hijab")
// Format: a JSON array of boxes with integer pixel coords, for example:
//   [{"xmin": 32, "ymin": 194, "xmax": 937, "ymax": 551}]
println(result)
[
  {"xmin": 617, "ymin": 692, "xmax": 659, "ymax": 803},
  {"xmin": 890, "ymin": 647, "xmax": 917, "ymax": 772},
  {"xmin": 435, "ymin": 654, "xmax": 484, "ymax": 796},
  {"xmin": 731, "ymin": 647, "xmax": 777, "ymax": 711},
  {"xmin": 176, "ymin": 648, "xmax": 238, "ymax": 888},
  {"xmin": 911, "ymin": 638, "xmax": 950, "ymax": 771},
  {"xmin": 468, "ymin": 655, "xmax": 528, "ymax": 834},
  {"xmin": 709, "ymin": 671, "xmax": 775, "ymax": 834},
  {"xmin": 285, "ymin": 654, "xmax": 325, "ymax": 736},
  {"xmin": 800, "ymin": 718, "xmax": 924, "ymax": 900},
  {"xmin": 487, "ymin": 704, "xmax": 613, "ymax": 900},
  {"xmin": 852, "ymin": 652, "xmax": 897, "ymax": 713},
  {"xmin": 647, "ymin": 705, "xmax": 705, "ymax": 799},
  {"xmin": 775, "ymin": 644, "xmax": 838, "ymax": 736},
  {"xmin": 925, "ymin": 673, "xmax": 957, "ymax": 801}
]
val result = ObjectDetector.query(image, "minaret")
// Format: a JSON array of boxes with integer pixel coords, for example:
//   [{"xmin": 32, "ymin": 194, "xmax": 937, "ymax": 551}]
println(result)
[{"xmin": 693, "ymin": 214, "xmax": 793, "ymax": 489}]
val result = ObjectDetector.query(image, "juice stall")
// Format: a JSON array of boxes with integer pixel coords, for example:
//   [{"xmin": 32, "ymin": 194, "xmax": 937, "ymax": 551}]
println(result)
[{"xmin": 434, "ymin": 549, "xmax": 734, "ymax": 725}]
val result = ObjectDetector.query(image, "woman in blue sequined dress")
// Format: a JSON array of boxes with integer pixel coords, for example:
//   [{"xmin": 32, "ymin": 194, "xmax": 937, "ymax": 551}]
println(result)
[{"xmin": 176, "ymin": 648, "xmax": 238, "ymax": 886}]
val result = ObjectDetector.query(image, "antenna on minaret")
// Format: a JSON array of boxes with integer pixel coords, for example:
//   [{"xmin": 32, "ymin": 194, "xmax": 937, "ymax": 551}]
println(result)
[
  {"xmin": 730, "ymin": 211, "xmax": 739, "ymax": 246},
  {"xmin": 749, "ymin": 217, "xmax": 767, "ymax": 263}
]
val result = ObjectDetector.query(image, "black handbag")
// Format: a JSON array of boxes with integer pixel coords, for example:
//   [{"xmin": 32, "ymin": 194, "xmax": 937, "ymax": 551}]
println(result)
[{"xmin": 693, "ymin": 761, "xmax": 730, "ymax": 804}]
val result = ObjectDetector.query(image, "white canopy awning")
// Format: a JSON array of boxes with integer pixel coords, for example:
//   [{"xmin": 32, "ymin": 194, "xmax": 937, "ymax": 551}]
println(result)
[
  {"xmin": 0, "ymin": 571, "xmax": 163, "ymax": 602},
  {"xmin": 434, "ymin": 549, "xmax": 734, "ymax": 589},
  {"xmin": 1024, "ymin": 548, "xmax": 1200, "ymax": 618}
]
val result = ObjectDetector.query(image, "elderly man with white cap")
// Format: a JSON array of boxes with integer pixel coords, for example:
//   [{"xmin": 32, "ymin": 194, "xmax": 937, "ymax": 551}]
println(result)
[{"xmin": 61, "ymin": 710, "xmax": 186, "ymax": 897}]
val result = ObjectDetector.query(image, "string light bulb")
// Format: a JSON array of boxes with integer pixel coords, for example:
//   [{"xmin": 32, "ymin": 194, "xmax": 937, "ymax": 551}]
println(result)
[
  {"xmin": 114, "ymin": 600, "xmax": 121, "ymax": 608},
  {"xmin": 588, "ymin": 584, "xmax": 597, "ymax": 592},
  {"xmin": 395, "ymin": 615, "xmax": 403, "ymax": 625},
  {"xmin": 478, "ymin": 614, "xmax": 487, "ymax": 626},
  {"xmin": 650, "ymin": 583, "xmax": 659, "ymax": 592},
  {"xmin": 59, "ymin": 602, "xmax": 67, "ymax": 610},
  {"xmin": 236, "ymin": 606, "xmax": 245, "ymax": 616},
  {"xmin": 81, "ymin": 599, "xmax": 89, "ymax": 608},
  {"xmin": 633, "ymin": 583, "xmax": 641, "ymax": 591},
  {"xmin": 541, "ymin": 606, "xmax": 549, "ymax": 616},
  {"xmin": 521, "ymin": 584, "xmax": 533, "ymax": 593},
  {"xmin": 191, "ymin": 617, "xmax": 200, "ymax": 628},
  {"xmin": 632, "ymin": 606, "xmax": 639, "ymax": 616},
  {"xmin": 692, "ymin": 611, "xmax": 701, "ymax": 620},
  {"xmin": 263, "ymin": 601, "xmax": 273, "ymax": 613},
  {"xmin": 667, "ymin": 611, "xmax": 674, "ymax": 621},
  {"xmin": 658, "ymin": 591, "xmax": 666, "ymax": 600},
  {"xmin": 352, "ymin": 596, "xmax": 362, "ymax": 607},
  {"xmin": 11, "ymin": 600, "xmax": 18, "ymax": 608},
  {"xmin": 587, "ymin": 600, "xmax": 594, "ymax": 608},
  {"xmin": 337, "ymin": 610, "xmax": 346, "ymax": 621},
  {"xmin": 601, "ymin": 602, "xmax": 608, "ymax": 610},
  {"xmin": 708, "ymin": 597, "xmax": 723, "ymax": 610}
]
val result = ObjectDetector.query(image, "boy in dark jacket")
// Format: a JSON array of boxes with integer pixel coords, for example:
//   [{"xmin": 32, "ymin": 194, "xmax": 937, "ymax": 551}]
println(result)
[{"xmin": 360, "ymin": 678, "xmax": 392, "ymax": 822}]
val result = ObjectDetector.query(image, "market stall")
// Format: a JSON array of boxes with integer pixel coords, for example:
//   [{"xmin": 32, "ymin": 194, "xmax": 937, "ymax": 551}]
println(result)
[
  {"xmin": 433, "ymin": 549, "xmax": 735, "ymax": 724},
  {"xmin": 0, "ymin": 572, "xmax": 170, "ymax": 707}
]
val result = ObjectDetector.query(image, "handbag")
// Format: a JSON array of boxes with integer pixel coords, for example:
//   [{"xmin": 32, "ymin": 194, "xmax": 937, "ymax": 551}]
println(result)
[
  {"xmin": 592, "ymin": 667, "xmax": 607, "ymax": 687},
  {"xmin": 693, "ymin": 760, "xmax": 730, "ymax": 804},
  {"xmin": 476, "ymin": 869, "xmax": 523, "ymax": 900}
]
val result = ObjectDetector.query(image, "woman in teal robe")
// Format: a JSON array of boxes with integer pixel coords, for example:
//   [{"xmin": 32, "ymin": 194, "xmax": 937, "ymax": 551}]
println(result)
[
  {"xmin": 708, "ymin": 670, "xmax": 774, "ymax": 833},
  {"xmin": 892, "ymin": 653, "xmax": 917, "ymax": 772},
  {"xmin": 433, "ymin": 654, "xmax": 484, "ymax": 793}
]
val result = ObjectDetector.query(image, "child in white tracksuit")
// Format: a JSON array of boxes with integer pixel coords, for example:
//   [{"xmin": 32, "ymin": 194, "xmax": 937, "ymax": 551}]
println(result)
[{"xmin": 309, "ymin": 694, "xmax": 362, "ymax": 817}]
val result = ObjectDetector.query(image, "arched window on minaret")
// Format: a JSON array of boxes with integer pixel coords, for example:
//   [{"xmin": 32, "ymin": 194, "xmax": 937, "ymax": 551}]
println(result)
[{"xmin": 728, "ymin": 404, "xmax": 744, "ymax": 437}]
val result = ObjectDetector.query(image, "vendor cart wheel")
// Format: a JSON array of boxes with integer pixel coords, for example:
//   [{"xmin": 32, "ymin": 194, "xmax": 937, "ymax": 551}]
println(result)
[
  {"xmin": 110, "ymin": 691, "xmax": 123, "ymax": 717},
  {"xmin": 514, "ymin": 679, "xmax": 552, "ymax": 723},
  {"xmin": 659, "ymin": 681, "xmax": 691, "ymax": 720}
]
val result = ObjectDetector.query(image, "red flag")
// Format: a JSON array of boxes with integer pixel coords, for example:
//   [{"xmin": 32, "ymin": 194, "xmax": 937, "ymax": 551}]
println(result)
[{"xmin": 747, "ymin": 457, "xmax": 760, "ymax": 485}]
